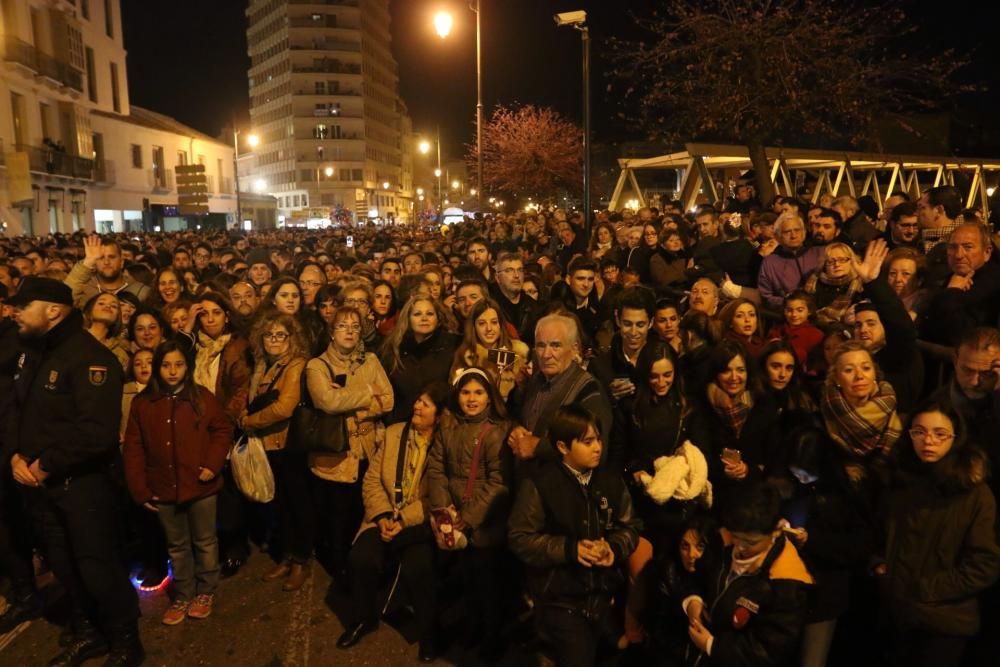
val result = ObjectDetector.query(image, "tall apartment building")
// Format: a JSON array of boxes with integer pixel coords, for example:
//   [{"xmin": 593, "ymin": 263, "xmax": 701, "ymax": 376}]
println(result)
[
  {"xmin": 0, "ymin": 0, "xmax": 236, "ymax": 236},
  {"xmin": 246, "ymin": 0, "xmax": 413, "ymax": 224}
]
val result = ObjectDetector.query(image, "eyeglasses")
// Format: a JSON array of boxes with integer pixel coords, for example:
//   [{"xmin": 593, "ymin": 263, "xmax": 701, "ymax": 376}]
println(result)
[
  {"xmin": 895, "ymin": 223, "xmax": 919, "ymax": 230},
  {"xmin": 908, "ymin": 428, "xmax": 954, "ymax": 442},
  {"xmin": 826, "ymin": 257, "xmax": 851, "ymax": 265},
  {"xmin": 334, "ymin": 323, "xmax": 362, "ymax": 333},
  {"xmin": 498, "ymin": 267, "xmax": 524, "ymax": 275},
  {"xmin": 343, "ymin": 298, "xmax": 369, "ymax": 308},
  {"xmin": 264, "ymin": 332, "xmax": 289, "ymax": 342},
  {"xmin": 300, "ymin": 280, "xmax": 324, "ymax": 288}
]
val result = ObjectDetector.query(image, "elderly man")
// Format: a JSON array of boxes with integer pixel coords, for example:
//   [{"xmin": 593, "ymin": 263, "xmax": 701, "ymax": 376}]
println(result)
[
  {"xmin": 920, "ymin": 223, "xmax": 1000, "ymax": 346},
  {"xmin": 757, "ymin": 214, "xmax": 823, "ymax": 308},
  {"xmin": 64, "ymin": 235, "xmax": 150, "ymax": 308},
  {"xmin": 508, "ymin": 313, "xmax": 612, "ymax": 468}
]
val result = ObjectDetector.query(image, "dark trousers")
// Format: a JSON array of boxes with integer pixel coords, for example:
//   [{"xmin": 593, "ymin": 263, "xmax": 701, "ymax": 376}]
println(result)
[
  {"xmin": 458, "ymin": 545, "xmax": 503, "ymax": 640},
  {"xmin": 536, "ymin": 605, "xmax": 598, "ymax": 667},
  {"xmin": 216, "ymin": 464, "xmax": 250, "ymax": 561},
  {"xmin": 347, "ymin": 525, "xmax": 435, "ymax": 638},
  {"xmin": 0, "ymin": 474, "xmax": 36, "ymax": 598},
  {"xmin": 27, "ymin": 471, "xmax": 138, "ymax": 636}
]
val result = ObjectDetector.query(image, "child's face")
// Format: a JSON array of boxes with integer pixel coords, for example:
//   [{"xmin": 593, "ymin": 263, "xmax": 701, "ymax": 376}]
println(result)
[
  {"xmin": 458, "ymin": 379, "xmax": 489, "ymax": 418},
  {"xmin": 679, "ymin": 529, "xmax": 706, "ymax": 573},
  {"xmin": 560, "ymin": 425, "xmax": 602, "ymax": 472},
  {"xmin": 784, "ymin": 299, "xmax": 809, "ymax": 326}
]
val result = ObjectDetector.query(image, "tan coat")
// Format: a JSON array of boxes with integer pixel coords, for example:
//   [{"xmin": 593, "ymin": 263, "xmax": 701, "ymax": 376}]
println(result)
[
  {"xmin": 356, "ymin": 422, "xmax": 431, "ymax": 539},
  {"xmin": 242, "ymin": 355, "xmax": 306, "ymax": 451},
  {"xmin": 307, "ymin": 342, "xmax": 394, "ymax": 483}
]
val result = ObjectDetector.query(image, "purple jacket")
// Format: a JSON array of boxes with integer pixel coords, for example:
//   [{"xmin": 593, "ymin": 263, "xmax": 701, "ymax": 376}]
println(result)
[{"xmin": 758, "ymin": 245, "xmax": 823, "ymax": 307}]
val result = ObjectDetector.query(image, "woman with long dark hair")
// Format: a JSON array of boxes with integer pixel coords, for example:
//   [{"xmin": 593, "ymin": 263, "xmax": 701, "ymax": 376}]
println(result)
[{"xmin": 451, "ymin": 298, "xmax": 528, "ymax": 400}]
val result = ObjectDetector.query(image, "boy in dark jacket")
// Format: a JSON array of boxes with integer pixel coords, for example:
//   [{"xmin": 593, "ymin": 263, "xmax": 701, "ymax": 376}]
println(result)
[
  {"xmin": 684, "ymin": 482, "xmax": 813, "ymax": 666},
  {"xmin": 508, "ymin": 404, "xmax": 639, "ymax": 666}
]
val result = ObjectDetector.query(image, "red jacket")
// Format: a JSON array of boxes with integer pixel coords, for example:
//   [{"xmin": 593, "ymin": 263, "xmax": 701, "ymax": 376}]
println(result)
[{"xmin": 122, "ymin": 386, "xmax": 233, "ymax": 504}]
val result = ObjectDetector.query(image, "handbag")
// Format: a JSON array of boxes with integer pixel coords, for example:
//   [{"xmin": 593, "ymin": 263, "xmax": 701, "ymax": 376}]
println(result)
[
  {"xmin": 288, "ymin": 358, "xmax": 349, "ymax": 453},
  {"xmin": 230, "ymin": 435, "xmax": 275, "ymax": 503},
  {"xmin": 246, "ymin": 362, "xmax": 289, "ymax": 416}
]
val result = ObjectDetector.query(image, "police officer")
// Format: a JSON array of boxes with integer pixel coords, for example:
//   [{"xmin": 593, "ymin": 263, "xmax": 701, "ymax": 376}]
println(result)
[{"xmin": 9, "ymin": 277, "xmax": 143, "ymax": 667}]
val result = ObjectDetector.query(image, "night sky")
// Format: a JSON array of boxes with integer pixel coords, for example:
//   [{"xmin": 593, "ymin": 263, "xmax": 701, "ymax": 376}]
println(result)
[{"xmin": 121, "ymin": 0, "xmax": 1000, "ymax": 158}]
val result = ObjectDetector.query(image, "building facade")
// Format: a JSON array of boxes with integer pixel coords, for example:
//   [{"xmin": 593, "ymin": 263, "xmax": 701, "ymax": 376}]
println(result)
[
  {"xmin": 245, "ymin": 0, "xmax": 413, "ymax": 225},
  {"xmin": 0, "ymin": 0, "xmax": 236, "ymax": 236}
]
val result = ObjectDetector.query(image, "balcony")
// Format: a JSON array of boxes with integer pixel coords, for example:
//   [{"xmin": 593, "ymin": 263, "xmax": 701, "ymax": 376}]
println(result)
[
  {"xmin": 290, "ymin": 40, "xmax": 360, "ymax": 53},
  {"xmin": 292, "ymin": 61, "xmax": 361, "ymax": 75},
  {"xmin": 148, "ymin": 167, "xmax": 174, "ymax": 192},
  {"xmin": 294, "ymin": 88, "xmax": 360, "ymax": 97},
  {"xmin": 289, "ymin": 16, "xmax": 338, "ymax": 28},
  {"xmin": 2, "ymin": 36, "xmax": 83, "ymax": 92},
  {"xmin": 15, "ymin": 143, "xmax": 94, "ymax": 179},
  {"xmin": 288, "ymin": 0, "xmax": 359, "ymax": 6},
  {"xmin": 94, "ymin": 159, "xmax": 116, "ymax": 186}
]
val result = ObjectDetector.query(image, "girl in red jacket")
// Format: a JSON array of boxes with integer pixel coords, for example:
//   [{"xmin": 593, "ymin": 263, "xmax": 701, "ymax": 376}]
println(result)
[{"xmin": 123, "ymin": 341, "xmax": 233, "ymax": 626}]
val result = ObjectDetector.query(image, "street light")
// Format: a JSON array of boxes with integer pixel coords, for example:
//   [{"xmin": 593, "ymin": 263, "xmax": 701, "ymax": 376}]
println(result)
[
  {"xmin": 253, "ymin": 178, "xmax": 267, "ymax": 193},
  {"xmin": 416, "ymin": 187, "xmax": 424, "ymax": 196},
  {"xmin": 433, "ymin": 168, "xmax": 442, "ymax": 178},
  {"xmin": 418, "ymin": 140, "xmax": 431, "ymax": 155},
  {"xmin": 324, "ymin": 166, "xmax": 334, "ymax": 178},
  {"xmin": 382, "ymin": 181, "xmax": 390, "ymax": 189},
  {"xmin": 434, "ymin": 3, "xmax": 483, "ymax": 203},
  {"xmin": 451, "ymin": 180, "xmax": 460, "ymax": 190},
  {"xmin": 554, "ymin": 10, "xmax": 591, "ymax": 239},
  {"xmin": 232, "ymin": 127, "xmax": 259, "ymax": 226}
]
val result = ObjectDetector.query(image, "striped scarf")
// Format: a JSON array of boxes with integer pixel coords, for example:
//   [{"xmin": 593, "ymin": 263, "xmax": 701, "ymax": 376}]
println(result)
[
  {"xmin": 821, "ymin": 380, "xmax": 902, "ymax": 458},
  {"xmin": 706, "ymin": 382, "xmax": 753, "ymax": 438}
]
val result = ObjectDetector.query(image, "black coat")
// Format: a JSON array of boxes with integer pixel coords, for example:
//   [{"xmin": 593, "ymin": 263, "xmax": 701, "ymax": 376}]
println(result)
[
  {"xmin": 920, "ymin": 261, "xmax": 1000, "ymax": 346},
  {"xmin": 382, "ymin": 328, "xmax": 460, "ymax": 425},
  {"xmin": 862, "ymin": 278, "xmax": 924, "ymax": 414},
  {"xmin": 710, "ymin": 239, "xmax": 762, "ymax": 288},
  {"xmin": 12, "ymin": 311, "xmax": 123, "ymax": 481},
  {"xmin": 507, "ymin": 461, "xmax": 639, "ymax": 614}
]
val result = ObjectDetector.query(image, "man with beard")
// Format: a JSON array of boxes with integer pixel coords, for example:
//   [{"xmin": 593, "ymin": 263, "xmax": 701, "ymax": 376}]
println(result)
[
  {"xmin": 883, "ymin": 201, "xmax": 922, "ymax": 252},
  {"xmin": 65, "ymin": 235, "xmax": 150, "ymax": 308},
  {"xmin": 229, "ymin": 280, "xmax": 260, "ymax": 318},
  {"xmin": 9, "ymin": 277, "xmax": 142, "ymax": 666}
]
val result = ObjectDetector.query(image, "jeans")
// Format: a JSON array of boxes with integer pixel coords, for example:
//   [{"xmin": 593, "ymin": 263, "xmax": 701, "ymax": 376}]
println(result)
[
  {"xmin": 156, "ymin": 494, "xmax": 220, "ymax": 601},
  {"xmin": 536, "ymin": 605, "xmax": 598, "ymax": 666}
]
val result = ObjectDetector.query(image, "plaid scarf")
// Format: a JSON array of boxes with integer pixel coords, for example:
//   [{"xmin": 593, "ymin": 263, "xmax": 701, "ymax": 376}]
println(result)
[
  {"xmin": 706, "ymin": 382, "xmax": 753, "ymax": 438},
  {"xmin": 804, "ymin": 271, "xmax": 864, "ymax": 325},
  {"xmin": 821, "ymin": 380, "xmax": 902, "ymax": 458}
]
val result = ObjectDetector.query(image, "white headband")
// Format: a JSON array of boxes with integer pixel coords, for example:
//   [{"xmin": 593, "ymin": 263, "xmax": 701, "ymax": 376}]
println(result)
[{"xmin": 451, "ymin": 367, "xmax": 492, "ymax": 387}]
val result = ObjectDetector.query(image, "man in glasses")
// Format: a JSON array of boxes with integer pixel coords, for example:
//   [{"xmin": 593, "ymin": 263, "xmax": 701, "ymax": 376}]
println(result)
[
  {"xmin": 884, "ymin": 201, "xmax": 922, "ymax": 252},
  {"xmin": 491, "ymin": 252, "xmax": 540, "ymax": 345}
]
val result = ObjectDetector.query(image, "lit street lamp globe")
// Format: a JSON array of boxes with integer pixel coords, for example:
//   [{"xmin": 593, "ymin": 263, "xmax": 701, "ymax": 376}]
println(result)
[
  {"xmin": 418, "ymin": 140, "xmax": 431, "ymax": 154},
  {"xmin": 434, "ymin": 11, "xmax": 453, "ymax": 38},
  {"xmin": 247, "ymin": 134, "xmax": 260, "ymax": 148}
]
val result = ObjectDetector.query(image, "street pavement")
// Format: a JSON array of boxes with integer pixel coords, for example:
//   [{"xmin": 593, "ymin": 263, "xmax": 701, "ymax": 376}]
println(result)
[{"xmin": 0, "ymin": 549, "xmax": 546, "ymax": 666}]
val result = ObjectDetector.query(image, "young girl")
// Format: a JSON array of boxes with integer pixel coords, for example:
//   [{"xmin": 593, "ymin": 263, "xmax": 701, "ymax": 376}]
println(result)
[
  {"xmin": 881, "ymin": 401, "xmax": 1000, "ymax": 667},
  {"xmin": 426, "ymin": 368, "xmax": 512, "ymax": 658},
  {"xmin": 121, "ymin": 348, "xmax": 154, "ymax": 440},
  {"xmin": 122, "ymin": 342, "xmax": 233, "ymax": 625},
  {"xmin": 766, "ymin": 290, "xmax": 824, "ymax": 370}
]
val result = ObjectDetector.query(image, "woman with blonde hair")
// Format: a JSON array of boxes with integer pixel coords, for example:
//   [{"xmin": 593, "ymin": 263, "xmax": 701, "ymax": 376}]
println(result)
[
  {"xmin": 451, "ymin": 298, "xmax": 528, "ymax": 400},
  {"xmin": 380, "ymin": 295, "xmax": 460, "ymax": 424},
  {"xmin": 803, "ymin": 242, "xmax": 863, "ymax": 325}
]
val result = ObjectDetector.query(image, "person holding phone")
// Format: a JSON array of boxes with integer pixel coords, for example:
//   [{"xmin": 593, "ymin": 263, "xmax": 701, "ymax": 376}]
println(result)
[{"xmin": 691, "ymin": 341, "xmax": 782, "ymax": 512}]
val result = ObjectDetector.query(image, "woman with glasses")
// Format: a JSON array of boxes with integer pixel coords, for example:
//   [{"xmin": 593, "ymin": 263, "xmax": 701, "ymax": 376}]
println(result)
[
  {"xmin": 303, "ymin": 307, "xmax": 394, "ymax": 579},
  {"xmin": 879, "ymin": 400, "xmax": 1000, "ymax": 667},
  {"xmin": 241, "ymin": 313, "xmax": 309, "ymax": 590},
  {"xmin": 803, "ymin": 243, "xmax": 863, "ymax": 325}
]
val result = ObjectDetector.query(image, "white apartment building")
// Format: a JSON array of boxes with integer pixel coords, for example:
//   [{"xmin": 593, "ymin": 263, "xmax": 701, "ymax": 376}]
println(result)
[
  {"xmin": 0, "ymin": 0, "xmax": 237, "ymax": 237},
  {"xmin": 245, "ymin": 0, "xmax": 413, "ymax": 225}
]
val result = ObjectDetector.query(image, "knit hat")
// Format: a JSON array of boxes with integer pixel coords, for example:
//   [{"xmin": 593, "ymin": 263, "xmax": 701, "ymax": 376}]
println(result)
[{"xmin": 246, "ymin": 247, "xmax": 271, "ymax": 269}]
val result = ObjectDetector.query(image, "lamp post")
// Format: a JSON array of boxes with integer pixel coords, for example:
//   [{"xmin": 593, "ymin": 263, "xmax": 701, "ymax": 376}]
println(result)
[
  {"xmin": 554, "ymin": 10, "xmax": 591, "ymax": 238},
  {"xmin": 232, "ymin": 129, "xmax": 258, "ymax": 229},
  {"xmin": 434, "ymin": 3, "xmax": 483, "ymax": 204},
  {"xmin": 419, "ymin": 127, "xmax": 444, "ymax": 221}
]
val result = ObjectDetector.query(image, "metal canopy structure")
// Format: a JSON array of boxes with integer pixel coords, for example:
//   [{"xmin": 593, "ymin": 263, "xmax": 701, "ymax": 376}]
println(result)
[{"xmin": 609, "ymin": 142, "xmax": 1000, "ymax": 217}]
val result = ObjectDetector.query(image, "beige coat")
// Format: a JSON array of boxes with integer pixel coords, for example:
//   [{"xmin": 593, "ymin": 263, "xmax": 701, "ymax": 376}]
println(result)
[
  {"xmin": 356, "ymin": 421, "xmax": 431, "ymax": 539},
  {"xmin": 307, "ymin": 342, "xmax": 394, "ymax": 483},
  {"xmin": 242, "ymin": 355, "xmax": 306, "ymax": 451}
]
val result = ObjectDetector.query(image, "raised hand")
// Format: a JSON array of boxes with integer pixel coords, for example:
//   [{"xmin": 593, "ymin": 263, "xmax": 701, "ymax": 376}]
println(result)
[
  {"xmin": 851, "ymin": 238, "xmax": 888, "ymax": 284},
  {"xmin": 82, "ymin": 234, "xmax": 103, "ymax": 268}
]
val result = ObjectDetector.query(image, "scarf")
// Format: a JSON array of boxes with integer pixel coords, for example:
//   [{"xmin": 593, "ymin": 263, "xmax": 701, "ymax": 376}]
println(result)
[
  {"xmin": 638, "ymin": 441, "xmax": 713, "ymax": 507},
  {"xmin": 194, "ymin": 331, "xmax": 231, "ymax": 393},
  {"xmin": 804, "ymin": 271, "xmax": 864, "ymax": 324},
  {"xmin": 707, "ymin": 382, "xmax": 753, "ymax": 438},
  {"xmin": 402, "ymin": 429, "xmax": 431, "ymax": 504},
  {"xmin": 821, "ymin": 380, "xmax": 902, "ymax": 459}
]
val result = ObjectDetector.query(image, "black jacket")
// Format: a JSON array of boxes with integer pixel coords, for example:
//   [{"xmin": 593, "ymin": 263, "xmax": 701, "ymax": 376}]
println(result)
[
  {"xmin": 489, "ymin": 285, "xmax": 541, "ymax": 346},
  {"xmin": 710, "ymin": 239, "xmax": 762, "ymax": 288},
  {"xmin": 862, "ymin": 278, "xmax": 924, "ymax": 414},
  {"xmin": 883, "ymin": 461, "xmax": 1000, "ymax": 636},
  {"xmin": 382, "ymin": 328, "xmax": 460, "ymax": 425},
  {"xmin": 508, "ymin": 461, "xmax": 639, "ymax": 614},
  {"xmin": 919, "ymin": 260, "xmax": 1000, "ymax": 346},
  {"xmin": 12, "ymin": 311, "xmax": 123, "ymax": 481},
  {"xmin": 693, "ymin": 535, "xmax": 813, "ymax": 667}
]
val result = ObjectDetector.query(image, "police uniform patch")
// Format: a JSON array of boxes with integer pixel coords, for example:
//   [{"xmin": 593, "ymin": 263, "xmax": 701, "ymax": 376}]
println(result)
[{"xmin": 89, "ymin": 366, "xmax": 108, "ymax": 386}]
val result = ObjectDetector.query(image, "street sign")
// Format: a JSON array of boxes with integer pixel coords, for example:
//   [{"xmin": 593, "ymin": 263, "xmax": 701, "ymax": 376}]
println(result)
[{"xmin": 176, "ymin": 164, "xmax": 208, "ymax": 214}]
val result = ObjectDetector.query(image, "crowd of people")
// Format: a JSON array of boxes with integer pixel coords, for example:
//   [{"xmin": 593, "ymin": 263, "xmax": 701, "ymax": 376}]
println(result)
[{"xmin": 0, "ymin": 182, "xmax": 999, "ymax": 666}]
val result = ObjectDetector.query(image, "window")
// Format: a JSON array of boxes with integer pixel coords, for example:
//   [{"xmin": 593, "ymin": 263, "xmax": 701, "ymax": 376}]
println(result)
[
  {"xmin": 314, "ymin": 81, "xmax": 325, "ymax": 95},
  {"xmin": 10, "ymin": 93, "xmax": 25, "ymax": 146},
  {"xmin": 216, "ymin": 158, "xmax": 223, "ymax": 192},
  {"xmin": 82, "ymin": 0, "xmax": 90, "ymax": 20},
  {"xmin": 301, "ymin": 194, "xmax": 308, "ymax": 207},
  {"xmin": 300, "ymin": 170, "xmax": 314, "ymax": 182},
  {"xmin": 39, "ymin": 102, "xmax": 51, "ymax": 140},
  {"xmin": 313, "ymin": 124, "xmax": 327, "ymax": 139},
  {"xmin": 85, "ymin": 47, "xmax": 97, "ymax": 103},
  {"xmin": 177, "ymin": 151, "xmax": 187, "ymax": 166},
  {"xmin": 339, "ymin": 168, "xmax": 350, "ymax": 181},
  {"xmin": 103, "ymin": 0, "xmax": 113, "ymax": 38},
  {"xmin": 130, "ymin": 144, "xmax": 142, "ymax": 168},
  {"xmin": 109, "ymin": 62, "xmax": 120, "ymax": 112},
  {"xmin": 351, "ymin": 169, "xmax": 362, "ymax": 181}
]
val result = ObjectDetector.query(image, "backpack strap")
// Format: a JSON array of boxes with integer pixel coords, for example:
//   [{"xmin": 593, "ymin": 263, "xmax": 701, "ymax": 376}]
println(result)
[{"xmin": 392, "ymin": 422, "xmax": 412, "ymax": 513}]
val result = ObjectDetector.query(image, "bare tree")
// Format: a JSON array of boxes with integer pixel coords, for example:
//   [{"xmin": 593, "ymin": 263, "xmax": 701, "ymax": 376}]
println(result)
[
  {"xmin": 468, "ymin": 104, "xmax": 582, "ymax": 199},
  {"xmin": 609, "ymin": 0, "xmax": 968, "ymax": 203}
]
